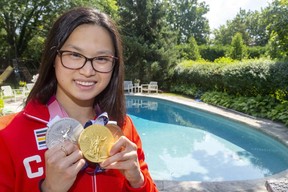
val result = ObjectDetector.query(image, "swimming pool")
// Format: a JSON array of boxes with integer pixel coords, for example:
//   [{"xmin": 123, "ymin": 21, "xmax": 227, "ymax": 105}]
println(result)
[{"xmin": 126, "ymin": 95, "xmax": 288, "ymax": 182}]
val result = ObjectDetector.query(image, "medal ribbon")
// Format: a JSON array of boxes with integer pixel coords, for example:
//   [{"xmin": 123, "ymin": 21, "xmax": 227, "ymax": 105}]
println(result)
[
  {"xmin": 47, "ymin": 95, "xmax": 109, "ymax": 125},
  {"xmin": 47, "ymin": 95, "xmax": 69, "ymax": 120}
]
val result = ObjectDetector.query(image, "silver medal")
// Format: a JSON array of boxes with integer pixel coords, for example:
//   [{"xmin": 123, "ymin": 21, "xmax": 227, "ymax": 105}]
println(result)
[{"xmin": 46, "ymin": 117, "xmax": 84, "ymax": 149}]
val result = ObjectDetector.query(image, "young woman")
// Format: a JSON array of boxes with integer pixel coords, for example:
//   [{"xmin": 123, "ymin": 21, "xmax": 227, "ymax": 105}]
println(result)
[{"xmin": 0, "ymin": 7, "xmax": 158, "ymax": 192}]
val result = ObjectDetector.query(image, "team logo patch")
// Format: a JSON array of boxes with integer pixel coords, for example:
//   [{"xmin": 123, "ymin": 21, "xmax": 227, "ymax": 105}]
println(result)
[{"xmin": 34, "ymin": 127, "xmax": 48, "ymax": 150}]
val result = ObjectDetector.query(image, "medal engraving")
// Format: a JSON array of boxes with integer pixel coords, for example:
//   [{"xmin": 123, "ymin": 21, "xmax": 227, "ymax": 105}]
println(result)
[
  {"xmin": 46, "ymin": 118, "xmax": 83, "ymax": 148},
  {"xmin": 78, "ymin": 124, "xmax": 115, "ymax": 163}
]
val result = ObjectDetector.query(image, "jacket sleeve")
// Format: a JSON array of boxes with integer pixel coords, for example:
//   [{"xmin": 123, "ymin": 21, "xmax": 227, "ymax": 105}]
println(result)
[
  {"xmin": 122, "ymin": 116, "xmax": 158, "ymax": 192},
  {"xmin": 0, "ymin": 131, "xmax": 15, "ymax": 191}
]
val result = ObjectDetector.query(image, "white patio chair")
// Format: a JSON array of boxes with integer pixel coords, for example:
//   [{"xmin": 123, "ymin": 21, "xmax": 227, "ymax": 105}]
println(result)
[
  {"xmin": 141, "ymin": 81, "xmax": 158, "ymax": 93},
  {"xmin": 1, "ymin": 85, "xmax": 25, "ymax": 102},
  {"xmin": 24, "ymin": 83, "xmax": 34, "ymax": 95},
  {"xmin": 124, "ymin": 81, "xmax": 133, "ymax": 94}
]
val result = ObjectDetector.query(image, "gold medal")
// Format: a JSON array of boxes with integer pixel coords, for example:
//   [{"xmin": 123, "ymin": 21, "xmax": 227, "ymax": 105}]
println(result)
[{"xmin": 78, "ymin": 124, "xmax": 115, "ymax": 163}]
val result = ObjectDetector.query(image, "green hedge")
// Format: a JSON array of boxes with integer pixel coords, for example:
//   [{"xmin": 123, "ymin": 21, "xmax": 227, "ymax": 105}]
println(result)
[
  {"xmin": 199, "ymin": 45, "xmax": 228, "ymax": 62},
  {"xmin": 221, "ymin": 60, "xmax": 274, "ymax": 96},
  {"xmin": 247, "ymin": 46, "xmax": 267, "ymax": 59},
  {"xmin": 172, "ymin": 61, "xmax": 227, "ymax": 93},
  {"xmin": 171, "ymin": 59, "xmax": 288, "ymax": 98},
  {"xmin": 198, "ymin": 45, "xmax": 266, "ymax": 61}
]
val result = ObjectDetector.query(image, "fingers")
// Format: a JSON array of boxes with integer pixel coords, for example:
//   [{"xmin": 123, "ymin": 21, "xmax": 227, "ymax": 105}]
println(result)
[
  {"xmin": 45, "ymin": 141, "xmax": 84, "ymax": 171},
  {"xmin": 99, "ymin": 136, "xmax": 144, "ymax": 188},
  {"xmin": 43, "ymin": 141, "xmax": 86, "ymax": 192},
  {"xmin": 100, "ymin": 136, "xmax": 138, "ymax": 169},
  {"xmin": 60, "ymin": 145, "xmax": 69, "ymax": 156},
  {"xmin": 109, "ymin": 136, "xmax": 137, "ymax": 156},
  {"xmin": 46, "ymin": 141, "xmax": 78, "ymax": 157}
]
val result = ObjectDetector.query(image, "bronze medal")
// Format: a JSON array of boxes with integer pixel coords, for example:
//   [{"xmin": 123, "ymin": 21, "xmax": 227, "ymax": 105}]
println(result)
[{"xmin": 105, "ymin": 122, "xmax": 123, "ymax": 140}]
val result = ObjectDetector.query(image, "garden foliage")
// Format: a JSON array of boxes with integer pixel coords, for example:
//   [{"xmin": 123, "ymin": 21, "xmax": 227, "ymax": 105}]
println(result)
[{"xmin": 171, "ymin": 59, "xmax": 288, "ymax": 125}]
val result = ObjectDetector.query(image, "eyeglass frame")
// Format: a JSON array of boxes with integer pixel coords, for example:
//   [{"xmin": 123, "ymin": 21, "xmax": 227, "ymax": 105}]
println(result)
[{"xmin": 56, "ymin": 50, "xmax": 118, "ymax": 73}]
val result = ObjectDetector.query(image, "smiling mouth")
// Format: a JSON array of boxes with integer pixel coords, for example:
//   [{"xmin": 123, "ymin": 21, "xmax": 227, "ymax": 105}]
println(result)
[{"xmin": 75, "ymin": 80, "xmax": 96, "ymax": 86}]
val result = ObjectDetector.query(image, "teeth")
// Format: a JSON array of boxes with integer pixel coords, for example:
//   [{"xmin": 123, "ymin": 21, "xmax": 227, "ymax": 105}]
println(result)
[{"xmin": 76, "ymin": 81, "xmax": 95, "ymax": 86}]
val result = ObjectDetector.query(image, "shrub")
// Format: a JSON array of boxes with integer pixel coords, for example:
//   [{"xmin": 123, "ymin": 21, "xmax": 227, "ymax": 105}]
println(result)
[
  {"xmin": 187, "ymin": 37, "xmax": 201, "ymax": 61},
  {"xmin": 171, "ymin": 58, "xmax": 288, "ymax": 101},
  {"xmin": 174, "ymin": 60, "xmax": 229, "ymax": 92},
  {"xmin": 229, "ymin": 32, "xmax": 247, "ymax": 60},
  {"xmin": 214, "ymin": 57, "xmax": 234, "ymax": 64},
  {"xmin": 201, "ymin": 91, "xmax": 287, "ymax": 125},
  {"xmin": 0, "ymin": 98, "xmax": 3, "ymax": 116},
  {"xmin": 199, "ymin": 44, "xmax": 228, "ymax": 62},
  {"xmin": 247, "ymin": 46, "xmax": 267, "ymax": 59},
  {"xmin": 267, "ymin": 101, "xmax": 288, "ymax": 126},
  {"xmin": 220, "ymin": 59, "xmax": 275, "ymax": 96},
  {"xmin": 171, "ymin": 58, "xmax": 288, "ymax": 125},
  {"xmin": 269, "ymin": 61, "xmax": 288, "ymax": 99},
  {"xmin": 170, "ymin": 84, "xmax": 201, "ymax": 98}
]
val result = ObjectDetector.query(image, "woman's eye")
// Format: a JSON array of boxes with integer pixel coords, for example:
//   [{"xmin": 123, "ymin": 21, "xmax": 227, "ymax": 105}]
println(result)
[
  {"xmin": 95, "ymin": 56, "xmax": 110, "ymax": 63},
  {"xmin": 70, "ymin": 53, "xmax": 82, "ymax": 58},
  {"xmin": 98, "ymin": 57, "xmax": 108, "ymax": 61}
]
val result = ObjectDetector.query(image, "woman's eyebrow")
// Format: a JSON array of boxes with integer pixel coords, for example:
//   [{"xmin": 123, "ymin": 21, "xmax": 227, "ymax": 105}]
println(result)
[
  {"xmin": 63, "ymin": 45, "xmax": 114, "ymax": 55},
  {"xmin": 63, "ymin": 44, "xmax": 83, "ymax": 52},
  {"xmin": 96, "ymin": 50, "xmax": 114, "ymax": 55}
]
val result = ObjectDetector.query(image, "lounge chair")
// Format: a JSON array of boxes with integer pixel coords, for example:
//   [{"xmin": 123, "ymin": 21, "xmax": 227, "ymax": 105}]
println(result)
[
  {"xmin": 0, "ymin": 85, "xmax": 25, "ymax": 102},
  {"xmin": 124, "ymin": 81, "xmax": 133, "ymax": 93},
  {"xmin": 141, "ymin": 81, "xmax": 158, "ymax": 93},
  {"xmin": 24, "ymin": 83, "xmax": 34, "ymax": 95}
]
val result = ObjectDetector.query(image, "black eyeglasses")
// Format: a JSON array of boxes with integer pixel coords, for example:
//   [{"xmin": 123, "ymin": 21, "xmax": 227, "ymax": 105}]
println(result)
[{"xmin": 57, "ymin": 50, "xmax": 118, "ymax": 73}]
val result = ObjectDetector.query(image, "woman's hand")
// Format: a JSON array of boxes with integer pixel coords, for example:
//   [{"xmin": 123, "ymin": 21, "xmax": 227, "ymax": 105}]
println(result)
[
  {"xmin": 41, "ymin": 141, "xmax": 86, "ymax": 192},
  {"xmin": 100, "ymin": 136, "xmax": 144, "ymax": 188}
]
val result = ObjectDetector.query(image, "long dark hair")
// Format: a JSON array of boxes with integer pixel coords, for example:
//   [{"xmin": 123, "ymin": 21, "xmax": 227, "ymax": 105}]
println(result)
[{"xmin": 26, "ymin": 7, "xmax": 126, "ymax": 127}]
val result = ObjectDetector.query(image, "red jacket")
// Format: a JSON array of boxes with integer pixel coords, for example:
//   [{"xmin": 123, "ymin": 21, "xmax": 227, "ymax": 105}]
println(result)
[{"xmin": 0, "ymin": 100, "xmax": 158, "ymax": 192}]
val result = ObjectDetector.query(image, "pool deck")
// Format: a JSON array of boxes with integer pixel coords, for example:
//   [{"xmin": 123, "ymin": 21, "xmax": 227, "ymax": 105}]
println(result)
[
  {"xmin": 3, "ymin": 94, "xmax": 288, "ymax": 191},
  {"xmin": 132, "ymin": 93, "xmax": 288, "ymax": 192}
]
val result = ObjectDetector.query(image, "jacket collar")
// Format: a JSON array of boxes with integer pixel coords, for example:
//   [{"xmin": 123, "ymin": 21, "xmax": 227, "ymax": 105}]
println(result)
[{"xmin": 23, "ymin": 100, "xmax": 50, "ymax": 125}]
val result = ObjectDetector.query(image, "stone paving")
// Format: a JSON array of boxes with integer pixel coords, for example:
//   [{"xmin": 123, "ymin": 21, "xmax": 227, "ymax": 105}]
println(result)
[{"xmin": 3, "ymin": 93, "xmax": 288, "ymax": 192}]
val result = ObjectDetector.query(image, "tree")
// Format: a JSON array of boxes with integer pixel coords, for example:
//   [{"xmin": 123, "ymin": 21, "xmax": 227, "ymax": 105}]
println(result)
[
  {"xmin": 187, "ymin": 37, "xmax": 201, "ymax": 60},
  {"xmin": 267, "ymin": 31, "xmax": 284, "ymax": 59},
  {"xmin": 0, "ymin": 28, "xmax": 9, "ymax": 59},
  {"xmin": 213, "ymin": 9, "xmax": 269, "ymax": 46},
  {"xmin": 212, "ymin": 24, "xmax": 232, "ymax": 45},
  {"xmin": 245, "ymin": 10, "xmax": 269, "ymax": 46},
  {"xmin": 0, "ymin": 0, "xmax": 119, "ymax": 64},
  {"xmin": 166, "ymin": 0, "xmax": 210, "ymax": 44},
  {"xmin": 0, "ymin": 0, "xmax": 70, "ymax": 62},
  {"xmin": 265, "ymin": 0, "xmax": 288, "ymax": 59},
  {"xmin": 230, "ymin": 32, "xmax": 247, "ymax": 60},
  {"xmin": 71, "ymin": 0, "xmax": 119, "ymax": 20},
  {"xmin": 118, "ymin": 0, "xmax": 178, "ymax": 85}
]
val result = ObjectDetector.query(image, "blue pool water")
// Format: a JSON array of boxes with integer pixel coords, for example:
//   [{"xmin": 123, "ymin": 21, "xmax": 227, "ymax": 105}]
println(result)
[{"xmin": 126, "ymin": 95, "xmax": 288, "ymax": 181}]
